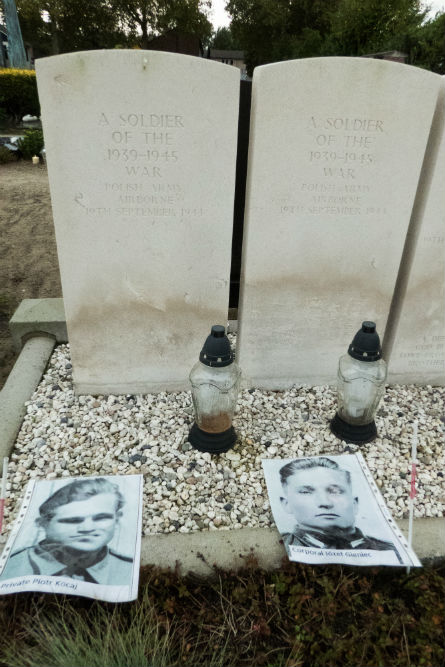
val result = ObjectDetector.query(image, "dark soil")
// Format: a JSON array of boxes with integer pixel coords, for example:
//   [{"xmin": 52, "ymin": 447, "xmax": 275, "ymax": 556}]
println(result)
[{"xmin": 0, "ymin": 161, "xmax": 62, "ymax": 389}]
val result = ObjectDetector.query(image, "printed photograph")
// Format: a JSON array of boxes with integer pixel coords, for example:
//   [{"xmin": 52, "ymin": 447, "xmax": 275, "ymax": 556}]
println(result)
[
  {"xmin": 262, "ymin": 454, "xmax": 421, "ymax": 567},
  {"xmin": 0, "ymin": 474, "xmax": 143, "ymax": 602}
]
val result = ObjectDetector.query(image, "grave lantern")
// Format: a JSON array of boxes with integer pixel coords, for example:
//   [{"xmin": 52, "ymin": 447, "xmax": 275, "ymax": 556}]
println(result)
[
  {"xmin": 188, "ymin": 325, "xmax": 241, "ymax": 454},
  {"xmin": 330, "ymin": 321, "xmax": 387, "ymax": 444}
]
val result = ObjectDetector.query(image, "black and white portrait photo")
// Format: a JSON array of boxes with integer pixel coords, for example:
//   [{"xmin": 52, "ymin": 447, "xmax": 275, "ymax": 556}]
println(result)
[
  {"xmin": 0, "ymin": 475, "xmax": 143, "ymax": 602},
  {"xmin": 262, "ymin": 454, "xmax": 420, "ymax": 567}
]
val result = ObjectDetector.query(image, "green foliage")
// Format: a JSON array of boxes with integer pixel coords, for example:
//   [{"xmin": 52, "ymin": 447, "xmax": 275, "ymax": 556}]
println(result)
[
  {"xmin": 210, "ymin": 26, "xmax": 241, "ymax": 50},
  {"xmin": 228, "ymin": 0, "xmax": 341, "ymax": 75},
  {"xmin": 9, "ymin": 0, "xmax": 445, "ymax": 72},
  {"xmin": 0, "ymin": 561, "xmax": 443, "ymax": 666},
  {"xmin": 0, "ymin": 145, "xmax": 18, "ymax": 163},
  {"xmin": 0, "ymin": 582, "xmax": 232, "ymax": 667},
  {"xmin": 327, "ymin": 0, "xmax": 427, "ymax": 56},
  {"xmin": 0, "ymin": 592, "xmax": 173, "ymax": 667},
  {"xmin": 162, "ymin": 0, "xmax": 213, "ymax": 43},
  {"xmin": 16, "ymin": 0, "xmax": 52, "ymax": 58},
  {"xmin": 406, "ymin": 12, "xmax": 445, "ymax": 73},
  {"xmin": 17, "ymin": 128, "xmax": 44, "ymax": 158},
  {"xmin": 111, "ymin": 0, "xmax": 212, "ymax": 49},
  {"xmin": 0, "ymin": 68, "xmax": 40, "ymax": 123},
  {"xmin": 17, "ymin": 0, "xmax": 134, "ymax": 55},
  {"xmin": 227, "ymin": 0, "xmax": 444, "ymax": 74}
]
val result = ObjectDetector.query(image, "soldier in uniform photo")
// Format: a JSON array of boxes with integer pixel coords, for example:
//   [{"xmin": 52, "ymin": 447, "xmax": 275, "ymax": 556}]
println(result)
[
  {"xmin": 0, "ymin": 477, "xmax": 133, "ymax": 584},
  {"xmin": 279, "ymin": 456, "xmax": 402, "ymax": 562}
]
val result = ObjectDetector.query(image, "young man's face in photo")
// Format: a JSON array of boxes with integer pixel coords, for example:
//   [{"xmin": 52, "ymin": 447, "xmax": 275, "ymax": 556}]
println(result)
[
  {"xmin": 281, "ymin": 466, "xmax": 358, "ymax": 532},
  {"xmin": 42, "ymin": 492, "xmax": 121, "ymax": 552}
]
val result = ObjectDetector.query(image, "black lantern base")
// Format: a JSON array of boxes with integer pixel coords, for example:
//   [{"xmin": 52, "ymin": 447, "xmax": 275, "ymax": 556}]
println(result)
[
  {"xmin": 330, "ymin": 412, "xmax": 377, "ymax": 444},
  {"xmin": 188, "ymin": 423, "xmax": 237, "ymax": 454}
]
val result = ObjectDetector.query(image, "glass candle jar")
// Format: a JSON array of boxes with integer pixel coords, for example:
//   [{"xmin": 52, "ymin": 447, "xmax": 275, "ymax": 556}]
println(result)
[
  {"xmin": 331, "ymin": 321, "xmax": 387, "ymax": 443},
  {"xmin": 189, "ymin": 325, "xmax": 241, "ymax": 453}
]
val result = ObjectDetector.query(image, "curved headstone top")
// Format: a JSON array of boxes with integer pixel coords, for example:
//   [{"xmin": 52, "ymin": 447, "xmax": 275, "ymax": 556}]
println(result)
[
  {"xmin": 237, "ymin": 57, "xmax": 444, "ymax": 387},
  {"xmin": 36, "ymin": 51, "xmax": 240, "ymax": 395}
]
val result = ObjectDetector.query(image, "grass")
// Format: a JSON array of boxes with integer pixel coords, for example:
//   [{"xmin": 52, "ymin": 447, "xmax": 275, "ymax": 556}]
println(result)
[
  {"xmin": 0, "ymin": 294, "xmax": 13, "ymax": 319},
  {"xmin": 0, "ymin": 559, "xmax": 443, "ymax": 667},
  {"xmin": 2, "ymin": 597, "xmax": 173, "ymax": 667}
]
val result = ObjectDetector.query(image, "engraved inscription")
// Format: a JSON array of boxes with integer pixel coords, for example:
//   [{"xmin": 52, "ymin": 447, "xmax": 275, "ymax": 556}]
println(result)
[
  {"xmin": 423, "ymin": 236, "xmax": 445, "ymax": 244},
  {"xmin": 398, "ymin": 334, "xmax": 445, "ymax": 368},
  {"xmin": 309, "ymin": 117, "xmax": 384, "ymax": 132},
  {"xmin": 73, "ymin": 111, "xmax": 206, "ymax": 223},
  {"xmin": 100, "ymin": 112, "xmax": 186, "ymax": 179},
  {"xmin": 278, "ymin": 114, "xmax": 388, "ymax": 218},
  {"xmin": 308, "ymin": 115, "xmax": 383, "ymax": 180}
]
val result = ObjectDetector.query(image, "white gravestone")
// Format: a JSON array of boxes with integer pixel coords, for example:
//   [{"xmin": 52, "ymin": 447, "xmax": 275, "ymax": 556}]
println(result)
[
  {"xmin": 387, "ymin": 84, "xmax": 445, "ymax": 385},
  {"xmin": 36, "ymin": 51, "xmax": 239, "ymax": 394},
  {"xmin": 237, "ymin": 57, "xmax": 444, "ymax": 388}
]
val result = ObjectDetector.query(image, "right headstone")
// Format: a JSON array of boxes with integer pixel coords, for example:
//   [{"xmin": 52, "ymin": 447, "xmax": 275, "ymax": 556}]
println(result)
[
  {"xmin": 386, "ymin": 86, "xmax": 445, "ymax": 385},
  {"xmin": 237, "ymin": 57, "xmax": 444, "ymax": 388}
]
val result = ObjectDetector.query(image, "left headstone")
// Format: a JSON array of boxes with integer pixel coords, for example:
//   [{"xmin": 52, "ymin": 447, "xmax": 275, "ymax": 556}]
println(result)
[{"xmin": 36, "ymin": 51, "xmax": 239, "ymax": 394}]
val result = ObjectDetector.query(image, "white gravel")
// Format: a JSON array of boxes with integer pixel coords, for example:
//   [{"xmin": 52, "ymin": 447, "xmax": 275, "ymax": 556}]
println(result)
[{"xmin": 2, "ymin": 342, "xmax": 444, "ymax": 539}]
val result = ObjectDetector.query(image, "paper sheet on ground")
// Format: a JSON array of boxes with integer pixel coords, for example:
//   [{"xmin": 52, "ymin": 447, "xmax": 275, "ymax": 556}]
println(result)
[
  {"xmin": 0, "ymin": 474, "xmax": 143, "ymax": 602},
  {"xmin": 262, "ymin": 454, "xmax": 421, "ymax": 567}
]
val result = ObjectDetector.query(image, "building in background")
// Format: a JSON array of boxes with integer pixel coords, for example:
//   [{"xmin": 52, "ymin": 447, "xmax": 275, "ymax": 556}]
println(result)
[
  {"xmin": 208, "ymin": 49, "xmax": 246, "ymax": 77},
  {"xmin": 363, "ymin": 50, "xmax": 408, "ymax": 63},
  {"xmin": 147, "ymin": 30, "xmax": 205, "ymax": 58}
]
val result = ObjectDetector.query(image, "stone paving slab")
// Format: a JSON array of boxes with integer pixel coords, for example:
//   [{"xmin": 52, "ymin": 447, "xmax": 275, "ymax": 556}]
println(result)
[{"xmin": 9, "ymin": 298, "xmax": 67, "ymax": 353}]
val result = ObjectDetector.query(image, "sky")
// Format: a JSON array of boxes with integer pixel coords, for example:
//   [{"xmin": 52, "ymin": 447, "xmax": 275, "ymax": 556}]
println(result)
[
  {"xmin": 210, "ymin": 0, "xmax": 231, "ymax": 30},
  {"xmin": 209, "ymin": 0, "xmax": 445, "ymax": 30},
  {"xmin": 427, "ymin": 1, "xmax": 445, "ymax": 16}
]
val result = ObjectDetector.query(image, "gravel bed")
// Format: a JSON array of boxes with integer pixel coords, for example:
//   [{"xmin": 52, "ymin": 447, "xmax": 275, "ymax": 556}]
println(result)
[{"xmin": 2, "ymin": 343, "xmax": 444, "ymax": 539}]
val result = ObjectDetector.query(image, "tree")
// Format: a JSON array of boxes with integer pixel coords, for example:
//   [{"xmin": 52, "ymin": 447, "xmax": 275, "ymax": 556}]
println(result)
[
  {"xmin": 111, "ymin": 0, "xmax": 212, "ymax": 49},
  {"xmin": 328, "ymin": 0, "xmax": 427, "ymax": 56},
  {"xmin": 16, "ymin": 0, "xmax": 130, "ymax": 56},
  {"xmin": 15, "ymin": 1, "xmax": 213, "ymax": 57},
  {"xmin": 226, "ymin": 0, "xmax": 441, "ymax": 73},
  {"xmin": 210, "ymin": 26, "xmax": 241, "ymax": 50},
  {"xmin": 162, "ymin": 0, "xmax": 212, "ymax": 42},
  {"xmin": 227, "ymin": 0, "xmax": 339, "ymax": 74},
  {"xmin": 14, "ymin": 0, "xmax": 51, "ymax": 58},
  {"xmin": 55, "ymin": 0, "xmax": 128, "ymax": 52},
  {"xmin": 405, "ymin": 10, "xmax": 445, "ymax": 73},
  {"xmin": 17, "ymin": 1, "xmax": 64, "ymax": 55}
]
